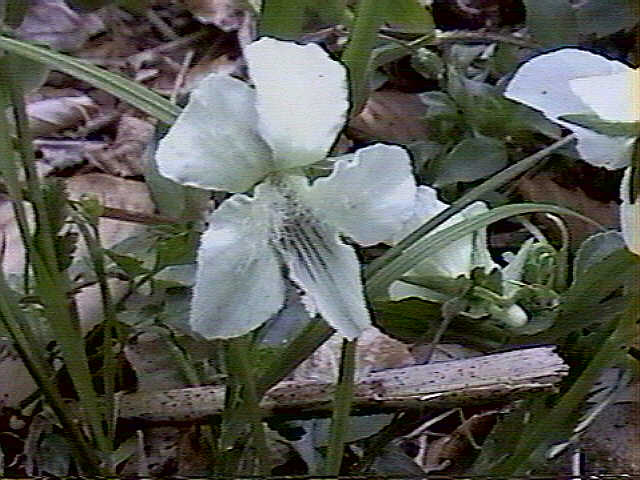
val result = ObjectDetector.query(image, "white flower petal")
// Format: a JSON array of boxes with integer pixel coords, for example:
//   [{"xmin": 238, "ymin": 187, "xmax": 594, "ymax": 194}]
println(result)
[
  {"xmin": 502, "ymin": 238, "xmax": 536, "ymax": 296},
  {"xmin": 505, "ymin": 48, "xmax": 634, "ymax": 169},
  {"xmin": 391, "ymin": 189, "xmax": 497, "ymax": 278},
  {"xmin": 388, "ymin": 282, "xmax": 445, "ymax": 303},
  {"xmin": 245, "ymin": 37, "xmax": 349, "ymax": 168},
  {"xmin": 620, "ymin": 167, "xmax": 640, "ymax": 256},
  {"xmin": 275, "ymin": 211, "xmax": 371, "ymax": 339},
  {"xmin": 190, "ymin": 192, "xmax": 286, "ymax": 338},
  {"xmin": 389, "ymin": 185, "xmax": 449, "ymax": 244},
  {"xmin": 301, "ymin": 144, "xmax": 417, "ymax": 246},
  {"xmin": 570, "ymin": 69, "xmax": 640, "ymax": 123},
  {"xmin": 505, "ymin": 49, "xmax": 629, "ymax": 120},
  {"xmin": 572, "ymin": 128, "xmax": 636, "ymax": 169},
  {"xmin": 157, "ymin": 75, "xmax": 273, "ymax": 193}
]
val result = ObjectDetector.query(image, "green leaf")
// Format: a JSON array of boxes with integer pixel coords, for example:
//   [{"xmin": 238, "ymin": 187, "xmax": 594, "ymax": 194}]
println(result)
[
  {"xmin": 259, "ymin": 0, "xmax": 308, "ymax": 39},
  {"xmin": 532, "ymin": 248, "xmax": 639, "ymax": 343},
  {"xmin": 560, "ymin": 114, "xmax": 640, "ymax": 137},
  {"xmin": 479, "ymin": 284, "xmax": 639, "ymax": 475},
  {"xmin": 573, "ymin": 231, "xmax": 626, "ymax": 282},
  {"xmin": 0, "ymin": 53, "xmax": 49, "ymax": 94},
  {"xmin": 105, "ymin": 250, "xmax": 150, "ymax": 278},
  {"xmin": 0, "ymin": 35, "xmax": 181, "ymax": 124},
  {"xmin": 385, "ymin": 0, "xmax": 435, "ymax": 33},
  {"xmin": 446, "ymin": 69, "xmax": 561, "ymax": 141},
  {"xmin": 576, "ymin": 0, "xmax": 640, "ymax": 37},
  {"xmin": 431, "ymin": 135, "xmax": 508, "ymax": 186},
  {"xmin": 411, "ymin": 48, "xmax": 444, "ymax": 80},
  {"xmin": 523, "ymin": 0, "xmax": 579, "ymax": 46},
  {"xmin": 155, "ymin": 227, "xmax": 199, "ymax": 270},
  {"xmin": 373, "ymin": 298, "xmax": 442, "ymax": 341}
]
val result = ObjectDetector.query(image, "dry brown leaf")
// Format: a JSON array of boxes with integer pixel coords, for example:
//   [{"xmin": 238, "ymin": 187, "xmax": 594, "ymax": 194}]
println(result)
[
  {"xmin": 17, "ymin": 0, "xmax": 105, "ymax": 51},
  {"xmin": 292, "ymin": 327, "xmax": 415, "ymax": 383},
  {"xmin": 85, "ymin": 116, "xmax": 155, "ymax": 177},
  {"xmin": 34, "ymin": 139, "xmax": 107, "ymax": 173},
  {"xmin": 517, "ymin": 172, "xmax": 619, "ymax": 248},
  {"xmin": 348, "ymin": 90, "xmax": 431, "ymax": 144},
  {"xmin": 27, "ymin": 95, "xmax": 97, "ymax": 137},
  {"xmin": 183, "ymin": 0, "xmax": 249, "ymax": 31}
]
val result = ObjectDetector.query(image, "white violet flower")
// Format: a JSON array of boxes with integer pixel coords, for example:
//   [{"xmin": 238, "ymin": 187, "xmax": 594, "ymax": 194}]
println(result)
[
  {"xmin": 504, "ymin": 48, "xmax": 639, "ymax": 255},
  {"xmin": 156, "ymin": 37, "xmax": 419, "ymax": 340}
]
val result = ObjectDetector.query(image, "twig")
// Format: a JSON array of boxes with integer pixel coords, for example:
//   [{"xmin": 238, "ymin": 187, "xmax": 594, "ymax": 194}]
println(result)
[
  {"xmin": 144, "ymin": 9, "xmax": 180, "ymax": 41},
  {"xmin": 119, "ymin": 346, "xmax": 568, "ymax": 424}
]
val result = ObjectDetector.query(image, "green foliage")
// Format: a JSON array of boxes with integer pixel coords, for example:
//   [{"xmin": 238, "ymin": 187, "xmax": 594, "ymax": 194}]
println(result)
[
  {"xmin": 523, "ymin": 0, "xmax": 640, "ymax": 45},
  {"xmin": 523, "ymin": 0, "xmax": 579, "ymax": 46},
  {"xmin": 429, "ymin": 134, "xmax": 509, "ymax": 186},
  {"xmin": 575, "ymin": 0, "xmax": 640, "ymax": 36},
  {"xmin": 560, "ymin": 114, "xmax": 640, "ymax": 137},
  {"xmin": 385, "ymin": 0, "xmax": 434, "ymax": 34}
]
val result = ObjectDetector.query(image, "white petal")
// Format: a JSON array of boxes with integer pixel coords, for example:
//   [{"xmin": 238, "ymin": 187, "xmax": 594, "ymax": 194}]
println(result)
[
  {"xmin": 388, "ymin": 282, "xmax": 446, "ymax": 303},
  {"xmin": 190, "ymin": 192, "xmax": 286, "ymax": 338},
  {"xmin": 274, "ymin": 210, "xmax": 370, "ymax": 339},
  {"xmin": 505, "ymin": 48, "xmax": 629, "ymax": 120},
  {"xmin": 502, "ymin": 238, "xmax": 536, "ymax": 296},
  {"xmin": 301, "ymin": 144, "xmax": 417, "ymax": 246},
  {"xmin": 245, "ymin": 37, "xmax": 349, "ymax": 168},
  {"xmin": 401, "ymin": 198, "xmax": 497, "ymax": 279},
  {"xmin": 156, "ymin": 74, "xmax": 273, "ymax": 193},
  {"xmin": 505, "ymin": 48, "xmax": 634, "ymax": 169},
  {"xmin": 620, "ymin": 167, "xmax": 640, "ymax": 256},
  {"xmin": 570, "ymin": 69, "xmax": 640, "ymax": 123},
  {"xmin": 389, "ymin": 185, "xmax": 449, "ymax": 244},
  {"xmin": 573, "ymin": 128, "xmax": 636, "ymax": 169}
]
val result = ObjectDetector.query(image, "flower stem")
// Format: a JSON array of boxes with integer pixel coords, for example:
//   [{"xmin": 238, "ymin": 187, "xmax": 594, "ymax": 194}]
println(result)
[
  {"xmin": 325, "ymin": 338, "xmax": 357, "ymax": 475},
  {"xmin": 5, "ymin": 63, "xmax": 111, "ymax": 454},
  {"xmin": 341, "ymin": 0, "xmax": 390, "ymax": 115},
  {"xmin": 225, "ymin": 336, "xmax": 272, "ymax": 474}
]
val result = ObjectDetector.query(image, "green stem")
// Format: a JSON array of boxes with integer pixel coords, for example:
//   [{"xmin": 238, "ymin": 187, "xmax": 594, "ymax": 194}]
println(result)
[
  {"xmin": 72, "ymin": 212, "xmax": 118, "ymax": 448},
  {"xmin": 341, "ymin": 0, "xmax": 389, "ymax": 115},
  {"xmin": 325, "ymin": 338, "xmax": 357, "ymax": 475},
  {"xmin": 259, "ymin": 0, "xmax": 307, "ymax": 40},
  {"xmin": 0, "ymin": 290, "xmax": 102, "ymax": 473},
  {"xmin": 226, "ymin": 337, "xmax": 272, "ymax": 474},
  {"xmin": 3, "ymin": 61, "xmax": 110, "ymax": 455},
  {"xmin": 256, "ymin": 318, "xmax": 333, "ymax": 397}
]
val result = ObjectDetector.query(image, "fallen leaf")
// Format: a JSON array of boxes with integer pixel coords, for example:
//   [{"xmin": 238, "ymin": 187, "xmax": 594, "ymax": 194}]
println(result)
[
  {"xmin": 349, "ymin": 90, "xmax": 432, "ymax": 144},
  {"xmin": 183, "ymin": 0, "xmax": 249, "ymax": 31},
  {"xmin": 17, "ymin": 0, "xmax": 105, "ymax": 51},
  {"xmin": 85, "ymin": 116, "xmax": 155, "ymax": 177},
  {"xmin": 517, "ymin": 172, "xmax": 619, "ymax": 248},
  {"xmin": 27, "ymin": 95, "xmax": 97, "ymax": 137}
]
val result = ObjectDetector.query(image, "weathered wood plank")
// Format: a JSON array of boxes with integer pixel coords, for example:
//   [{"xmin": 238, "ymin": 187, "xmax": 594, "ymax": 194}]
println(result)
[{"xmin": 118, "ymin": 346, "xmax": 568, "ymax": 424}]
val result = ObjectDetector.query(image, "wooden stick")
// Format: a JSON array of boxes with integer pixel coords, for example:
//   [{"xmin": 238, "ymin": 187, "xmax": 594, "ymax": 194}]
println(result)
[{"xmin": 119, "ymin": 346, "xmax": 568, "ymax": 424}]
